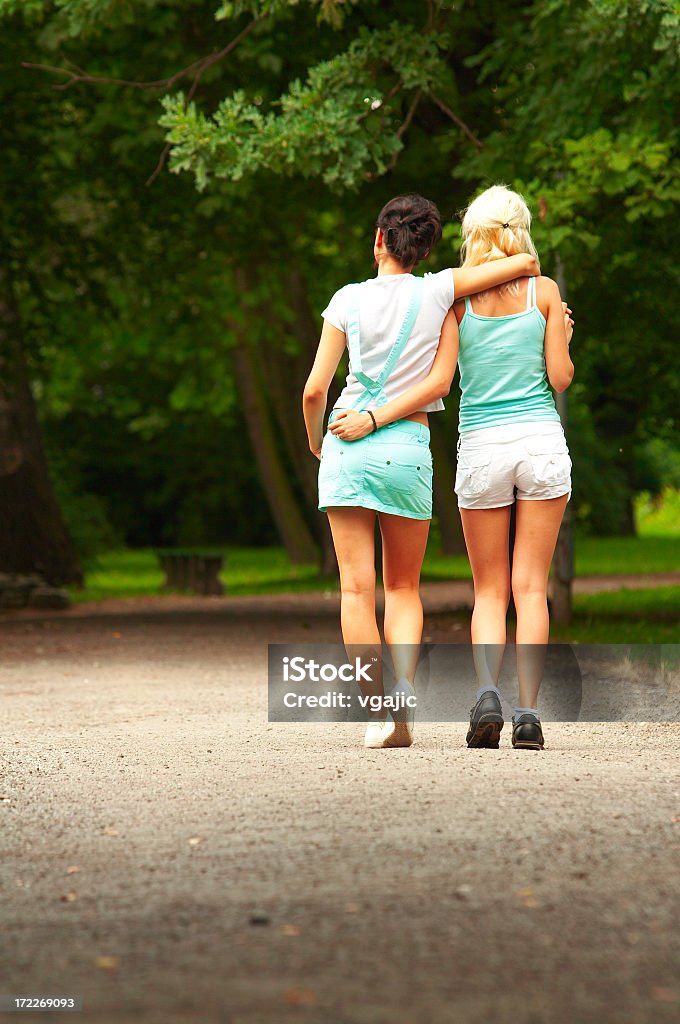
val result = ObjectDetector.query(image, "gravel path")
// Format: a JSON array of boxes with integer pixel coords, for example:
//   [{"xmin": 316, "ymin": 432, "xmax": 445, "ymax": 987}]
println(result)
[{"xmin": 1, "ymin": 609, "xmax": 679, "ymax": 1024}]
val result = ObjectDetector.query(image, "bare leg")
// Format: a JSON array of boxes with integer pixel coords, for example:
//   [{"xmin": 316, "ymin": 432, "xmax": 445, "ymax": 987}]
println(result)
[
  {"xmin": 460, "ymin": 506, "xmax": 512, "ymax": 690},
  {"xmin": 326, "ymin": 507, "xmax": 383, "ymax": 712},
  {"xmin": 512, "ymin": 495, "xmax": 569, "ymax": 707},
  {"xmin": 379, "ymin": 512, "xmax": 430, "ymax": 685}
]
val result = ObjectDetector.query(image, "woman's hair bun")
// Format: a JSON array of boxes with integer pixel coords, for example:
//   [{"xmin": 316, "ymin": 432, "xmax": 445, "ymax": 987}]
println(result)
[{"xmin": 377, "ymin": 195, "xmax": 442, "ymax": 269}]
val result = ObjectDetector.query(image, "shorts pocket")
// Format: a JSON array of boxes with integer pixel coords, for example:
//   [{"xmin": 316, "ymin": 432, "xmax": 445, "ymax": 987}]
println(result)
[
  {"xmin": 455, "ymin": 452, "xmax": 492, "ymax": 498},
  {"xmin": 525, "ymin": 440, "xmax": 571, "ymax": 486}
]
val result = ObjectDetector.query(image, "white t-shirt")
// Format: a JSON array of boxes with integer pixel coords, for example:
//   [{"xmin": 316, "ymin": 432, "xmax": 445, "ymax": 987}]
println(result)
[{"xmin": 321, "ymin": 269, "xmax": 455, "ymax": 413}]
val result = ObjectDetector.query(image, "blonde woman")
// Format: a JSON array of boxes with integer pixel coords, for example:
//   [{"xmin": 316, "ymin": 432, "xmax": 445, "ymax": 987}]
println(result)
[
  {"xmin": 303, "ymin": 193, "xmax": 540, "ymax": 749},
  {"xmin": 453, "ymin": 185, "xmax": 574, "ymax": 751}
]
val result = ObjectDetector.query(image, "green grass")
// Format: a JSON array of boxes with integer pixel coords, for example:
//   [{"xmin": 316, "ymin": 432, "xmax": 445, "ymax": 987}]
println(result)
[
  {"xmin": 636, "ymin": 486, "xmax": 680, "ymax": 537},
  {"xmin": 556, "ymin": 585, "xmax": 680, "ymax": 643},
  {"xmin": 68, "ymin": 545, "xmax": 680, "ymax": 643},
  {"xmin": 421, "ymin": 551, "xmax": 472, "ymax": 581},
  {"xmin": 575, "ymin": 584, "xmax": 680, "ymax": 619},
  {"xmin": 58, "ymin": 483, "xmax": 679, "ymax": 644},
  {"xmin": 433, "ymin": 587, "xmax": 680, "ymax": 644},
  {"xmin": 420, "ymin": 488, "xmax": 680, "ymax": 580},
  {"xmin": 69, "ymin": 487, "xmax": 680, "ymax": 620},
  {"xmin": 70, "ymin": 546, "xmax": 326, "ymax": 603},
  {"xmin": 420, "ymin": 534, "xmax": 680, "ymax": 582},
  {"xmin": 71, "ymin": 534, "xmax": 680, "ymax": 604},
  {"xmin": 225, "ymin": 547, "xmax": 323, "ymax": 594},
  {"xmin": 72, "ymin": 549, "xmax": 165, "ymax": 602},
  {"xmin": 573, "ymin": 535, "xmax": 680, "ymax": 575}
]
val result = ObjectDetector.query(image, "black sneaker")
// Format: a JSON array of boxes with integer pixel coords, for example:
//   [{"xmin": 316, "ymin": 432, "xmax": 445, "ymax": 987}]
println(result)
[
  {"xmin": 512, "ymin": 713, "xmax": 545, "ymax": 751},
  {"xmin": 466, "ymin": 690, "xmax": 504, "ymax": 748}
]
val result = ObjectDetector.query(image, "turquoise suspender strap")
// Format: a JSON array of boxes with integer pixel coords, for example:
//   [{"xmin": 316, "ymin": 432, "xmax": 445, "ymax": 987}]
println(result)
[
  {"xmin": 345, "ymin": 285, "xmax": 366, "ymax": 384},
  {"xmin": 378, "ymin": 277, "xmax": 424, "ymax": 387},
  {"xmin": 346, "ymin": 277, "xmax": 424, "ymax": 412}
]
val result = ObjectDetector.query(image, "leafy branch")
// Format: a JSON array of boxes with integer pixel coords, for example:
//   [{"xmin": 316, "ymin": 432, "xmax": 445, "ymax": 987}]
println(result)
[
  {"xmin": 22, "ymin": 16, "xmax": 263, "ymax": 184},
  {"xmin": 21, "ymin": 15, "xmax": 262, "ymax": 93}
]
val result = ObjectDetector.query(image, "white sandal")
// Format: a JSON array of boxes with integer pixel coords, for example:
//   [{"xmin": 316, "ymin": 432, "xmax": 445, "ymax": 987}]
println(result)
[{"xmin": 364, "ymin": 719, "xmax": 391, "ymax": 748}]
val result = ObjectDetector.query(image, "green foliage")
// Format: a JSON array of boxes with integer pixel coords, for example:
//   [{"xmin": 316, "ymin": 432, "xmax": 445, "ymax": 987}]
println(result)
[
  {"xmin": 160, "ymin": 24, "xmax": 446, "ymax": 190},
  {"xmin": 1, "ymin": 0, "xmax": 678, "ymax": 554},
  {"xmin": 0, "ymin": 0, "xmax": 175, "ymax": 44},
  {"xmin": 215, "ymin": 0, "xmax": 360, "ymax": 26},
  {"xmin": 446, "ymin": 0, "xmax": 680, "ymax": 535},
  {"xmin": 637, "ymin": 486, "xmax": 680, "ymax": 536},
  {"xmin": 46, "ymin": 449, "xmax": 122, "ymax": 561},
  {"xmin": 0, "ymin": 0, "xmax": 43, "ymax": 16},
  {"xmin": 457, "ymin": 0, "xmax": 680, "ymax": 264}
]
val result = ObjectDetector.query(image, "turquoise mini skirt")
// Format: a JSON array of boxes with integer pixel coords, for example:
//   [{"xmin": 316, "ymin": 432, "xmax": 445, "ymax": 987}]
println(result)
[{"xmin": 318, "ymin": 411, "xmax": 433, "ymax": 520}]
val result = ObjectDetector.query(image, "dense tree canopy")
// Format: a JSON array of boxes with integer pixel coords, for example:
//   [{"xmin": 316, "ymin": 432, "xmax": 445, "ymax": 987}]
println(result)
[{"xmin": 0, "ymin": 0, "xmax": 677, "ymax": 576}]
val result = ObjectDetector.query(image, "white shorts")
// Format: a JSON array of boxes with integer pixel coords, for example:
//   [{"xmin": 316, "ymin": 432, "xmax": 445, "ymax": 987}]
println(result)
[{"xmin": 455, "ymin": 421, "xmax": 572, "ymax": 510}]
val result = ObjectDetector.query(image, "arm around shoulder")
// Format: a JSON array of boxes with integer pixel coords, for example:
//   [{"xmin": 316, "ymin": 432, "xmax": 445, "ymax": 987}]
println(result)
[{"xmin": 452, "ymin": 252, "xmax": 538, "ymax": 299}]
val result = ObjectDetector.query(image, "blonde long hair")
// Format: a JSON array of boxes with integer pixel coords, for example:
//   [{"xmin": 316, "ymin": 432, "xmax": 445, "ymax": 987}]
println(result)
[{"xmin": 460, "ymin": 185, "xmax": 540, "ymax": 296}]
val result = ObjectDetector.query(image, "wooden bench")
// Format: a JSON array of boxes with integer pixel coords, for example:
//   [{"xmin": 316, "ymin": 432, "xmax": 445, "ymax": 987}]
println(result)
[{"xmin": 156, "ymin": 551, "xmax": 225, "ymax": 596}]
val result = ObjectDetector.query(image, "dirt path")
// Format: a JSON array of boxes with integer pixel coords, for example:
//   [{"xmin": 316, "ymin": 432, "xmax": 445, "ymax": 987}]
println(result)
[{"xmin": 1, "ymin": 611, "xmax": 679, "ymax": 1023}]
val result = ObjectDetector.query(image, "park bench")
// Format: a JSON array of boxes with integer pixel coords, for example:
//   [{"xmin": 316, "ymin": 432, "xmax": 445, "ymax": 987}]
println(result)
[
  {"xmin": 156, "ymin": 550, "xmax": 225, "ymax": 596},
  {"xmin": 0, "ymin": 573, "xmax": 71, "ymax": 610}
]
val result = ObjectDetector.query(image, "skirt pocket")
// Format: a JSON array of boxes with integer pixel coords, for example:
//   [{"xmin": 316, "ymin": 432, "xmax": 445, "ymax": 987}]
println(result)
[
  {"xmin": 318, "ymin": 433, "xmax": 344, "ymax": 484},
  {"xmin": 363, "ymin": 444, "xmax": 433, "ymax": 517},
  {"xmin": 318, "ymin": 433, "xmax": 364, "ymax": 506}
]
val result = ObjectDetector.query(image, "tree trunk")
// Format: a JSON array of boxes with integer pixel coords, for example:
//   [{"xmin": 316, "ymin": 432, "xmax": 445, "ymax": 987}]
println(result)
[
  {"xmin": 619, "ymin": 492, "xmax": 637, "ymax": 537},
  {"xmin": 263, "ymin": 346, "xmax": 338, "ymax": 575},
  {"xmin": 231, "ymin": 340, "xmax": 319, "ymax": 565},
  {"xmin": 550, "ymin": 256, "xmax": 573, "ymax": 622},
  {"xmin": 266, "ymin": 266, "xmax": 341, "ymax": 576},
  {"xmin": 430, "ymin": 417, "xmax": 465, "ymax": 554},
  {"xmin": 264, "ymin": 343, "xmax": 315, "ymax": 494},
  {"xmin": 0, "ymin": 265, "xmax": 82, "ymax": 584}
]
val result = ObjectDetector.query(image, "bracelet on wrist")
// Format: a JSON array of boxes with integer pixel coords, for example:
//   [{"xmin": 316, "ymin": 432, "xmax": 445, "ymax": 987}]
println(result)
[{"xmin": 366, "ymin": 410, "xmax": 378, "ymax": 433}]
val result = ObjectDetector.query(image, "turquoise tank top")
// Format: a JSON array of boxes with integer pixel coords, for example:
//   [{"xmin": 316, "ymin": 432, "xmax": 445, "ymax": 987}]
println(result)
[{"xmin": 457, "ymin": 277, "xmax": 561, "ymax": 433}]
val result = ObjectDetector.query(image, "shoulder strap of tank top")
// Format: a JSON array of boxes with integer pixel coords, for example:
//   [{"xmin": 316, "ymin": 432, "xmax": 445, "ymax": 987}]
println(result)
[
  {"xmin": 464, "ymin": 296, "xmax": 473, "ymax": 314},
  {"xmin": 526, "ymin": 276, "xmax": 536, "ymax": 309}
]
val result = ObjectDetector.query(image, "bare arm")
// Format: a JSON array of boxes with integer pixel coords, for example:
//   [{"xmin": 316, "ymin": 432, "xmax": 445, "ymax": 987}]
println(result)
[
  {"xmin": 452, "ymin": 253, "xmax": 538, "ymax": 298},
  {"xmin": 539, "ymin": 277, "xmax": 574, "ymax": 392},
  {"xmin": 328, "ymin": 310, "xmax": 459, "ymax": 441},
  {"xmin": 302, "ymin": 321, "xmax": 347, "ymax": 456}
]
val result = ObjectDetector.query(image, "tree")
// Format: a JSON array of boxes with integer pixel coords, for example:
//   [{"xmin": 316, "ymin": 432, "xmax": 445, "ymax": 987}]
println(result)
[
  {"xmin": 157, "ymin": 0, "xmax": 680, "ymax": 533},
  {"xmin": 452, "ymin": 0, "xmax": 680, "ymax": 533},
  {"xmin": 2, "ymin": 0, "xmax": 676, "ymax": 578},
  {"xmin": 3, "ymin": 0, "xmax": 472, "ymax": 566}
]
